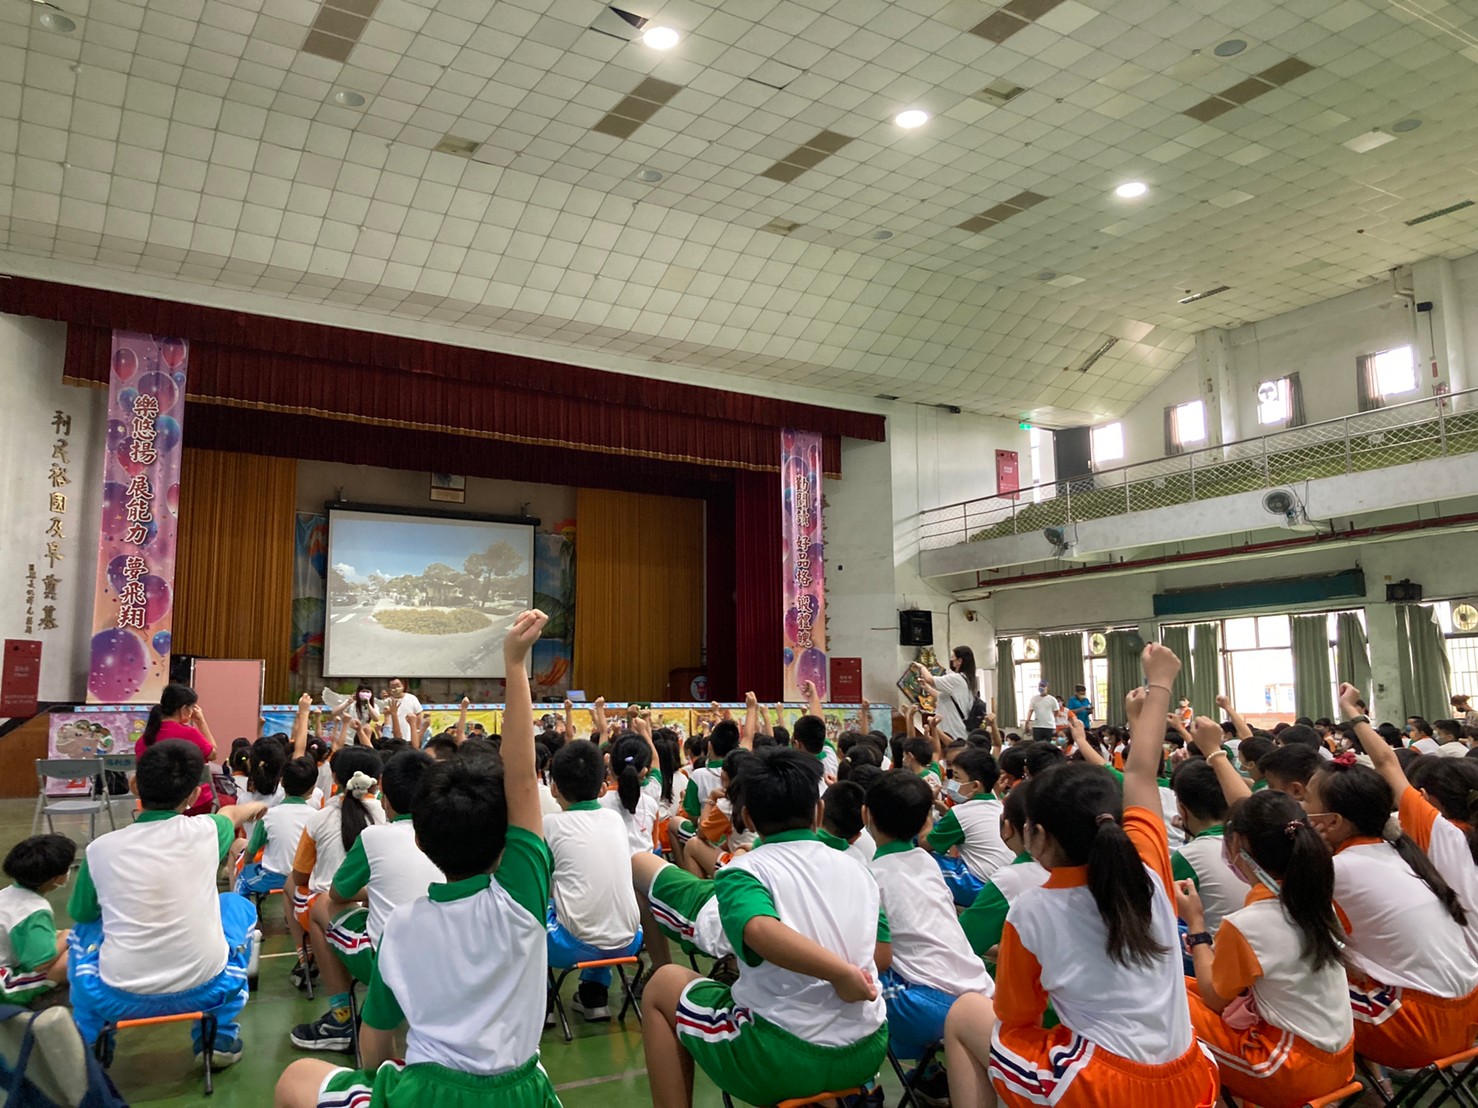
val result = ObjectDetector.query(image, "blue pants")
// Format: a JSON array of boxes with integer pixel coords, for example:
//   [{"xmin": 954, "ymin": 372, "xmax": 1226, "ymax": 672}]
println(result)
[
  {"xmin": 234, "ymin": 862, "xmax": 285, "ymax": 896},
  {"xmin": 880, "ymin": 969, "xmax": 956, "ymax": 1060},
  {"xmin": 69, "ymin": 892, "xmax": 255, "ymax": 1049},
  {"xmin": 933, "ymin": 854, "xmax": 985, "ymax": 908},
  {"xmin": 546, "ymin": 906, "xmax": 641, "ymax": 988}
]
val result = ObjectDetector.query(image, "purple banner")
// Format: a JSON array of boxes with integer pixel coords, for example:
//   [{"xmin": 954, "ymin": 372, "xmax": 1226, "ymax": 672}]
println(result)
[{"xmin": 781, "ymin": 429, "xmax": 827, "ymax": 699}]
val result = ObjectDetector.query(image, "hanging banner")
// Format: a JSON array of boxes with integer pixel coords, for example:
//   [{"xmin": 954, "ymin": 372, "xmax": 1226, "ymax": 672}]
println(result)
[
  {"xmin": 781, "ymin": 429, "xmax": 827, "ymax": 700},
  {"xmin": 86, "ymin": 333, "xmax": 188, "ymax": 703}
]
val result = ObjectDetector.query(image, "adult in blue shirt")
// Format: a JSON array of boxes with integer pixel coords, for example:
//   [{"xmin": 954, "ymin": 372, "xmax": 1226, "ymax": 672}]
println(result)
[{"xmin": 1067, "ymin": 684, "xmax": 1093, "ymax": 727}]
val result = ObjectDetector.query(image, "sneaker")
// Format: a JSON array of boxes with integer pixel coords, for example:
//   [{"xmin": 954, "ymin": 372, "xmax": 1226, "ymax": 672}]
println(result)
[
  {"xmin": 910, "ymin": 1063, "xmax": 950, "ymax": 1107},
  {"xmin": 570, "ymin": 982, "xmax": 611, "ymax": 1021},
  {"xmin": 194, "ymin": 1037, "xmax": 244, "ymax": 1070},
  {"xmin": 288, "ymin": 959, "xmax": 319, "ymax": 991},
  {"xmin": 289, "ymin": 1012, "xmax": 355, "ymax": 1053}
]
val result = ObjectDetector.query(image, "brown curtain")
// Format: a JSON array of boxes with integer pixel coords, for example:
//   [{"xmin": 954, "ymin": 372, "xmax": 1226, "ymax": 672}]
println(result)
[
  {"xmin": 1286, "ymin": 372, "xmax": 1307, "ymax": 427},
  {"xmin": 573, "ymin": 489, "xmax": 705, "ymax": 700},
  {"xmin": 173, "ymin": 449, "xmax": 296, "ymax": 701},
  {"xmin": 1163, "ymin": 406, "xmax": 1183, "ymax": 456},
  {"xmin": 1356, "ymin": 354, "xmax": 1382, "ymax": 412}
]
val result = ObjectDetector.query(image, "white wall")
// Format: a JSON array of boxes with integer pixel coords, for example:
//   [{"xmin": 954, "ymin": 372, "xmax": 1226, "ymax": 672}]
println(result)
[
  {"xmin": 0, "ymin": 314, "xmax": 104, "ymax": 706},
  {"xmin": 296, "ymin": 459, "xmax": 575, "ymax": 527}
]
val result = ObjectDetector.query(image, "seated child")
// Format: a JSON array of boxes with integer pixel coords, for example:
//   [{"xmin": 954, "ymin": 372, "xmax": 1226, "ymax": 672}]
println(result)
[
  {"xmin": 819, "ymin": 781, "xmax": 876, "ymax": 862},
  {"xmin": 683, "ymin": 749, "xmax": 757, "ymax": 878},
  {"xmin": 901, "ymin": 739, "xmax": 942, "ymax": 793},
  {"xmin": 1168, "ymin": 760, "xmax": 1243, "ymax": 932},
  {"xmin": 237, "ymin": 756, "xmax": 319, "ymax": 898},
  {"xmin": 1257, "ymin": 744, "xmax": 1322, "ymax": 801},
  {"xmin": 0, "ymin": 833, "xmax": 75, "ymax": 1003},
  {"xmin": 641, "ymin": 747, "xmax": 889, "ymax": 1108},
  {"xmin": 288, "ymin": 747, "xmax": 385, "ymax": 992},
  {"xmin": 546, "ymin": 739, "xmax": 642, "ymax": 1022},
  {"xmin": 958, "ymin": 784, "xmax": 1047, "ymax": 967},
  {"xmin": 1179, "ymin": 790, "xmax": 1355, "ymax": 1107},
  {"xmin": 865, "ymin": 770, "xmax": 994, "ymax": 1079},
  {"xmin": 68, "ymin": 740, "xmax": 267, "ymax": 1065},
  {"xmin": 1237, "ymin": 736, "xmax": 1274, "ymax": 792},
  {"xmin": 275, "ymin": 609, "xmax": 560, "ymax": 1108},
  {"xmin": 920, "ymin": 747, "xmax": 1012, "ymax": 906},
  {"xmin": 600, "ymin": 733, "xmax": 661, "ymax": 855},
  {"xmin": 292, "ymin": 750, "xmax": 442, "ymax": 1052},
  {"xmin": 792, "ymin": 714, "xmax": 838, "ymax": 780},
  {"xmin": 668, "ymin": 721, "xmax": 740, "ymax": 868}
]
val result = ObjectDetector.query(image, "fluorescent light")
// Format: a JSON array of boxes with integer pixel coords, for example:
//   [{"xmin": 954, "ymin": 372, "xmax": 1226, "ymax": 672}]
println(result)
[
  {"xmin": 642, "ymin": 26, "xmax": 680, "ymax": 49},
  {"xmin": 1114, "ymin": 181, "xmax": 1148, "ymax": 199},
  {"xmin": 895, "ymin": 109, "xmax": 929, "ymax": 129}
]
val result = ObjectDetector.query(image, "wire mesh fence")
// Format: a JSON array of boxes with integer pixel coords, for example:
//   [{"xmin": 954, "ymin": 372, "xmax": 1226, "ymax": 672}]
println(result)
[{"xmin": 919, "ymin": 390, "xmax": 1478, "ymax": 550}]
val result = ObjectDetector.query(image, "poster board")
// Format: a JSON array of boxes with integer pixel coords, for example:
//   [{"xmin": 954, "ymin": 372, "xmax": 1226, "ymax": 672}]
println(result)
[{"xmin": 190, "ymin": 659, "xmax": 264, "ymax": 755}]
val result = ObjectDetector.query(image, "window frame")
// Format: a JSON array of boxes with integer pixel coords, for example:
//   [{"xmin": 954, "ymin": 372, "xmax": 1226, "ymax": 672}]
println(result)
[
  {"xmin": 1371, "ymin": 345, "xmax": 1418, "ymax": 401},
  {"xmin": 1091, "ymin": 422, "xmax": 1124, "ymax": 467},
  {"xmin": 1256, "ymin": 377, "xmax": 1291, "ymax": 426},
  {"xmin": 1171, "ymin": 399, "xmax": 1207, "ymax": 448}
]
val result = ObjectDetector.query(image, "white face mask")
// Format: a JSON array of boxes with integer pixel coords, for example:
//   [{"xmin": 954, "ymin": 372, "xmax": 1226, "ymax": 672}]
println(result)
[{"xmin": 945, "ymin": 780, "xmax": 965, "ymax": 802}]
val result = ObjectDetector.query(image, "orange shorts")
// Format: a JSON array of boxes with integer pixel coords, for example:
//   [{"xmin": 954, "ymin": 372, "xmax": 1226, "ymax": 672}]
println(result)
[
  {"xmin": 1186, "ymin": 982, "xmax": 1353, "ymax": 1108},
  {"xmin": 990, "ymin": 1023, "xmax": 1219, "ymax": 1108},
  {"xmin": 1350, "ymin": 980, "xmax": 1478, "ymax": 1070},
  {"xmin": 292, "ymin": 887, "xmax": 318, "ymax": 933}
]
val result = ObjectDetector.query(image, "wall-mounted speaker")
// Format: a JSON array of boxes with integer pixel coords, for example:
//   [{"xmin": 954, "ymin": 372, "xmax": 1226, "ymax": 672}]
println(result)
[
  {"xmin": 1386, "ymin": 579, "xmax": 1424, "ymax": 603},
  {"xmin": 898, "ymin": 609, "xmax": 933, "ymax": 646}
]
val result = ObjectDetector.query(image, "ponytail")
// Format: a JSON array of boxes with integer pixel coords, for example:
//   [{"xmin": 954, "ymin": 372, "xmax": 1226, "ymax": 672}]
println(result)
[
  {"xmin": 1226, "ymin": 793, "xmax": 1343, "ymax": 972},
  {"xmin": 331, "ymin": 747, "xmax": 382, "ymax": 850},
  {"xmin": 653, "ymin": 730, "xmax": 680, "ymax": 805},
  {"xmin": 247, "ymin": 738, "xmax": 287, "ymax": 797},
  {"xmin": 1388, "ymin": 829, "xmax": 1468, "ymax": 928},
  {"xmin": 142, "ymin": 684, "xmax": 198, "ymax": 747},
  {"xmin": 141, "ymin": 706, "xmax": 164, "ymax": 748},
  {"xmin": 610, "ymin": 734, "xmax": 651, "ymax": 816},
  {"xmin": 1024, "ymin": 763, "xmax": 1165, "ymax": 967}
]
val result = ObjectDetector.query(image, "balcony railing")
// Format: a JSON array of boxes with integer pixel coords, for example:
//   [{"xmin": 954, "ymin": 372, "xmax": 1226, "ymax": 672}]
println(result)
[{"xmin": 919, "ymin": 388, "xmax": 1478, "ymax": 551}]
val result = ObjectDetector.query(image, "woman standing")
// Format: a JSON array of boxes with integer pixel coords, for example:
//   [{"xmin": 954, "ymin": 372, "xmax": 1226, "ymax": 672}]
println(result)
[{"xmin": 137, "ymin": 683, "xmax": 219, "ymax": 815}]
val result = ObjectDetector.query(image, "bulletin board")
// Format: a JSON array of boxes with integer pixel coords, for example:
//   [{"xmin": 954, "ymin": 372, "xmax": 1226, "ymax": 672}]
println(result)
[{"xmin": 190, "ymin": 658, "xmax": 265, "ymax": 751}]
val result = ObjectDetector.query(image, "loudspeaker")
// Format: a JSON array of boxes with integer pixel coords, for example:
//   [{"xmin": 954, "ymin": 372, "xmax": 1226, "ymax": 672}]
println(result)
[
  {"xmin": 1386, "ymin": 580, "xmax": 1424, "ymax": 603},
  {"xmin": 898, "ymin": 609, "xmax": 933, "ymax": 646}
]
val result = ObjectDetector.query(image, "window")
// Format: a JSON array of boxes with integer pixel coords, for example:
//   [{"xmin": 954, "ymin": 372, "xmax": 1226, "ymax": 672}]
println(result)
[
  {"xmin": 1006, "ymin": 630, "xmax": 1117, "ymax": 728},
  {"xmin": 1257, "ymin": 378, "xmax": 1290, "ymax": 425},
  {"xmin": 1091, "ymin": 422, "xmax": 1123, "ymax": 466},
  {"xmin": 1373, "ymin": 346, "xmax": 1417, "ymax": 399},
  {"xmin": 1432, "ymin": 601, "xmax": 1478, "ymax": 710},
  {"xmin": 1172, "ymin": 400, "xmax": 1207, "ymax": 447}
]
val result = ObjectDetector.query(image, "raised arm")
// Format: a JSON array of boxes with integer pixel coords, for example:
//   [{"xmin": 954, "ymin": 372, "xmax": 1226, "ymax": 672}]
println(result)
[
  {"xmin": 291, "ymin": 693, "xmax": 312, "ymax": 758},
  {"xmin": 804, "ymin": 680, "xmax": 823, "ymax": 721},
  {"xmin": 1067, "ymin": 715, "xmax": 1106, "ymax": 767},
  {"xmin": 592, "ymin": 696, "xmax": 608, "ymax": 741},
  {"xmin": 503, "ymin": 610, "xmax": 548, "ymax": 835},
  {"xmin": 1189, "ymin": 716, "xmax": 1251, "ymax": 805},
  {"xmin": 758, "ymin": 702, "xmax": 773, "ymax": 737},
  {"xmin": 1215, "ymin": 694, "xmax": 1252, "ymax": 741},
  {"xmin": 1125, "ymin": 644, "xmax": 1179, "ymax": 813},
  {"xmin": 1340, "ymin": 682, "xmax": 1409, "ymax": 800},
  {"xmin": 744, "ymin": 691, "xmax": 759, "ymax": 749},
  {"xmin": 190, "ymin": 704, "xmax": 221, "ymax": 761},
  {"xmin": 454, "ymin": 697, "xmax": 470, "ymax": 742}
]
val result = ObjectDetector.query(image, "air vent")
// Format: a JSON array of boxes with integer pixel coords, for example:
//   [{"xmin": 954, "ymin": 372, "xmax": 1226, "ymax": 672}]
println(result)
[
  {"xmin": 434, "ymin": 135, "xmax": 481, "ymax": 157},
  {"xmin": 1077, "ymin": 337, "xmax": 1118, "ymax": 373},
  {"xmin": 956, "ymin": 190, "xmax": 1048, "ymax": 233},
  {"xmin": 1177, "ymin": 285, "xmax": 1232, "ymax": 305},
  {"xmin": 1405, "ymin": 200, "xmax": 1474, "ymax": 226},
  {"xmin": 968, "ymin": 0, "xmax": 1064, "ymax": 44},
  {"xmin": 972, "ymin": 79, "xmax": 1026, "ymax": 107},
  {"xmin": 301, "ymin": 0, "xmax": 379, "ymax": 62},
  {"xmin": 760, "ymin": 217, "xmax": 802, "ymax": 236}
]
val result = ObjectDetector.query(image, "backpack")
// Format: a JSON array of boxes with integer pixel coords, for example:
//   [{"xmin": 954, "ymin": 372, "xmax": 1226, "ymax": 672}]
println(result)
[
  {"xmin": 948, "ymin": 684, "xmax": 989, "ymax": 733},
  {"xmin": 0, "ymin": 1004, "xmax": 129, "ymax": 1107}
]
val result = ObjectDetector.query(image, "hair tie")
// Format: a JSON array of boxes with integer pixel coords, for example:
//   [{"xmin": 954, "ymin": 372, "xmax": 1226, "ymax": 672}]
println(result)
[
  {"xmin": 1095, "ymin": 812, "xmax": 1117, "ymax": 826},
  {"xmin": 624, "ymin": 755, "xmax": 635, "ymax": 764},
  {"xmin": 1332, "ymin": 750, "xmax": 1358, "ymax": 766},
  {"xmin": 1284, "ymin": 819, "xmax": 1305, "ymax": 838},
  {"xmin": 345, "ymin": 770, "xmax": 376, "ymax": 797}
]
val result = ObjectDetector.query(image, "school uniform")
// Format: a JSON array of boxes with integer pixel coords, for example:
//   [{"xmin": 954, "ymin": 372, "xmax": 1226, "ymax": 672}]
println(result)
[
  {"xmin": 315, "ymin": 827, "xmax": 560, "ymax": 1108},
  {"xmin": 237, "ymin": 795, "xmax": 317, "ymax": 896},
  {"xmin": 870, "ymin": 841, "xmax": 994, "ymax": 1059},
  {"xmin": 598, "ymin": 789, "xmax": 661, "ymax": 855},
  {"xmin": 646, "ymin": 864, "xmax": 731, "ymax": 960},
  {"xmin": 544, "ymin": 801, "xmax": 642, "ymax": 987},
  {"xmin": 675, "ymin": 760, "xmax": 724, "ymax": 845},
  {"xmin": 291, "ymin": 795, "xmax": 386, "ymax": 932},
  {"xmin": 1398, "ymin": 788, "xmax": 1478, "ymax": 960},
  {"xmin": 959, "ymin": 853, "xmax": 1048, "ymax": 964},
  {"xmin": 1170, "ymin": 825, "xmax": 1243, "ymax": 932},
  {"xmin": 675, "ymin": 831, "xmax": 889, "ymax": 1107},
  {"xmin": 988, "ymin": 808, "xmax": 1219, "ymax": 1108},
  {"xmin": 324, "ymin": 815, "xmax": 445, "ymax": 984},
  {"xmin": 1333, "ymin": 831, "xmax": 1478, "ymax": 1069},
  {"xmin": 66, "ymin": 811, "xmax": 256, "ymax": 1052},
  {"xmin": 849, "ymin": 826, "xmax": 877, "ymax": 863},
  {"xmin": 0, "ymin": 885, "xmax": 60, "ymax": 1003},
  {"xmin": 927, "ymin": 794, "xmax": 1013, "ymax": 906}
]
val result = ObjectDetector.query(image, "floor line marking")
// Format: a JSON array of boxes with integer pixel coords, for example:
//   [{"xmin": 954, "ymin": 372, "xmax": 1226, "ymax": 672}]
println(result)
[{"xmin": 554, "ymin": 1068, "xmax": 648, "ymax": 1091}]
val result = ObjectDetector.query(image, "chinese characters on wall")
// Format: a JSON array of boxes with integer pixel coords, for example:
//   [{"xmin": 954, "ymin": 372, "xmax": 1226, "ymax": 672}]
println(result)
[
  {"xmin": 24, "ymin": 410, "xmax": 73, "ymax": 635},
  {"xmin": 781, "ymin": 429, "xmax": 828, "ymax": 700}
]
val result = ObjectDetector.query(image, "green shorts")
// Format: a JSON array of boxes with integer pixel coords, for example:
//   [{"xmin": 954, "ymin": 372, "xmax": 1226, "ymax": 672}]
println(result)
[
  {"xmin": 649, "ymin": 867, "xmax": 727, "ymax": 958},
  {"xmin": 675, "ymin": 978, "xmax": 888, "ymax": 1106},
  {"xmin": 319, "ymin": 1056, "xmax": 560, "ymax": 1108},
  {"xmin": 324, "ymin": 907, "xmax": 376, "ymax": 985}
]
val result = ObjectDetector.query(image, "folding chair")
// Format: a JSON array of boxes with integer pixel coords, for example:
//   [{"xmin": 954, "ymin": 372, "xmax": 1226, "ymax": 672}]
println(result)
[
  {"xmin": 1359, "ymin": 1045, "xmax": 1478, "ymax": 1108},
  {"xmin": 32, "ymin": 757, "xmax": 112, "ymax": 841},
  {"xmin": 94, "ymin": 1011, "xmax": 219, "ymax": 1096},
  {"xmin": 887, "ymin": 1040, "xmax": 941, "ymax": 1108},
  {"xmin": 547, "ymin": 954, "xmax": 643, "ymax": 1042},
  {"xmin": 98, "ymin": 753, "xmax": 136, "ymax": 827},
  {"xmin": 721, "ymin": 1088, "xmax": 866, "ymax": 1108},
  {"xmin": 1303, "ymin": 1081, "xmax": 1365, "ymax": 1107}
]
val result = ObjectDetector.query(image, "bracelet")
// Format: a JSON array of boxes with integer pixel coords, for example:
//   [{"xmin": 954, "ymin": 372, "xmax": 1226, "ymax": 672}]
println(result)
[
  {"xmin": 1346, "ymin": 714, "xmax": 1370, "ymax": 726},
  {"xmin": 1147, "ymin": 683, "xmax": 1173, "ymax": 694},
  {"xmin": 1206, "ymin": 749, "xmax": 1228, "ymax": 761}
]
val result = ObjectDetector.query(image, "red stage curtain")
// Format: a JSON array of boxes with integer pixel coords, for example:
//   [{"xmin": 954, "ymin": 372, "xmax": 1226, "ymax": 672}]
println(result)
[{"xmin": 733, "ymin": 470, "xmax": 784, "ymax": 701}]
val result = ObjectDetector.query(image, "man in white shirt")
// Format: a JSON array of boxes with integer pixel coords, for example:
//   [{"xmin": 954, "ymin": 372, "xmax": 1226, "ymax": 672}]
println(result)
[
  {"xmin": 1026, "ymin": 682, "xmax": 1059, "ymax": 742},
  {"xmin": 381, "ymin": 679, "xmax": 422, "ymax": 745}
]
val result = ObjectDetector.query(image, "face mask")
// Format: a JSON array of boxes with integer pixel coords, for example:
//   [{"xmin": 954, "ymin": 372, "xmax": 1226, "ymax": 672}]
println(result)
[
  {"xmin": 357, "ymin": 692, "xmax": 371, "ymax": 701},
  {"xmin": 945, "ymin": 780, "xmax": 966, "ymax": 802}
]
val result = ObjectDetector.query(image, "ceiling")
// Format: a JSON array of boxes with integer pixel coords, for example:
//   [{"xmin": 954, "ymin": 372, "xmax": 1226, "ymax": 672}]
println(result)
[{"xmin": 3, "ymin": 0, "xmax": 1478, "ymax": 425}]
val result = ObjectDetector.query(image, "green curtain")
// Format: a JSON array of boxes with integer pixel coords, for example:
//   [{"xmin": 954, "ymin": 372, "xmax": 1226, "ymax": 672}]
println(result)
[
  {"xmin": 1189, "ymin": 622, "xmax": 1222, "ymax": 719},
  {"xmin": 1105, "ymin": 630, "xmax": 1140, "ymax": 727},
  {"xmin": 1040, "ymin": 633, "xmax": 1085, "ymax": 703},
  {"xmin": 1402, "ymin": 604, "xmax": 1452, "ymax": 721},
  {"xmin": 1335, "ymin": 612, "xmax": 1371, "ymax": 697},
  {"xmin": 1291, "ymin": 614, "xmax": 1333, "ymax": 721},
  {"xmin": 1160, "ymin": 624, "xmax": 1193, "ymax": 705},
  {"xmin": 995, "ymin": 639, "xmax": 1017, "ymax": 733}
]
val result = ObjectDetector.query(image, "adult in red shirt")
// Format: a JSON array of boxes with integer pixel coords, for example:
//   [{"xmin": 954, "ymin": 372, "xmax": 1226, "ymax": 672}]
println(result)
[{"xmin": 137, "ymin": 684, "xmax": 220, "ymax": 815}]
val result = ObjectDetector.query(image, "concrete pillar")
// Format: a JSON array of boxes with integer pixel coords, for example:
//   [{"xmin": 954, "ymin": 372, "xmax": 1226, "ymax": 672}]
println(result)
[
  {"xmin": 1196, "ymin": 329, "xmax": 1237, "ymax": 447},
  {"xmin": 1412, "ymin": 257, "xmax": 1468, "ymax": 397},
  {"xmin": 1365, "ymin": 602, "xmax": 1406, "ymax": 722}
]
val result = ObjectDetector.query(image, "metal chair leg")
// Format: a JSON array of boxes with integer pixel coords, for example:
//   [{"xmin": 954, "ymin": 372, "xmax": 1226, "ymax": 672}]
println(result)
[
  {"xmin": 549, "ymin": 968, "xmax": 574, "ymax": 1043},
  {"xmin": 200, "ymin": 1013, "xmax": 217, "ymax": 1096},
  {"xmin": 347, "ymin": 981, "xmax": 362, "ymax": 1069}
]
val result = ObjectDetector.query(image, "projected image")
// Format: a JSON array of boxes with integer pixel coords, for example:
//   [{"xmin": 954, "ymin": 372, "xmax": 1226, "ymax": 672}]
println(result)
[{"xmin": 324, "ymin": 510, "xmax": 534, "ymax": 678}]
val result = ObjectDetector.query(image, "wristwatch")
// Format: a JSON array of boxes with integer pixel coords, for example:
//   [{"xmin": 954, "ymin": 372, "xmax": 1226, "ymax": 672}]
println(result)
[
  {"xmin": 1185, "ymin": 931, "xmax": 1213, "ymax": 950},
  {"xmin": 1346, "ymin": 714, "xmax": 1370, "ymax": 726}
]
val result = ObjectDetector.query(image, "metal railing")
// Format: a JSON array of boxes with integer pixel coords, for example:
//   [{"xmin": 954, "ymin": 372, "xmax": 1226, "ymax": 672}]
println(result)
[{"xmin": 920, "ymin": 388, "xmax": 1478, "ymax": 550}]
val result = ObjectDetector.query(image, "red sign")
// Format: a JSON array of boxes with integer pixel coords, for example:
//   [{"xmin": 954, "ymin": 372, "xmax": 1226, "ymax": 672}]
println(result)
[
  {"xmin": 996, "ymin": 449, "xmax": 1020, "ymax": 499},
  {"xmin": 830, "ymin": 657, "xmax": 862, "ymax": 702},
  {"xmin": 1, "ymin": 640, "xmax": 42, "ymax": 717}
]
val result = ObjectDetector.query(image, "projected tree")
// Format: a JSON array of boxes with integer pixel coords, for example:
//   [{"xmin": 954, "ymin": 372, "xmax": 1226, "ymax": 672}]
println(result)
[{"xmin": 464, "ymin": 540, "xmax": 524, "ymax": 605}]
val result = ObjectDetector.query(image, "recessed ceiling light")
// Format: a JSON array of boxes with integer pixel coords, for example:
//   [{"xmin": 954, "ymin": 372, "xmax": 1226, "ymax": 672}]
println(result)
[
  {"xmin": 871, "ymin": 229, "xmax": 893, "ymax": 240},
  {"xmin": 637, "ymin": 167, "xmax": 663, "ymax": 182},
  {"xmin": 894, "ymin": 109, "xmax": 929, "ymax": 129},
  {"xmin": 38, "ymin": 10, "xmax": 75, "ymax": 32},
  {"xmin": 1114, "ymin": 181, "xmax": 1148, "ymax": 199},
  {"xmin": 642, "ymin": 25, "xmax": 680, "ymax": 50},
  {"xmin": 1213, "ymin": 39, "xmax": 1247, "ymax": 57},
  {"xmin": 1392, "ymin": 118, "xmax": 1422, "ymax": 133},
  {"xmin": 331, "ymin": 90, "xmax": 365, "ymax": 107}
]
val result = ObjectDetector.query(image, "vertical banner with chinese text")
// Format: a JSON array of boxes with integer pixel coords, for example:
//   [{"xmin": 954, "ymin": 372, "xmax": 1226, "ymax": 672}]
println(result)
[
  {"xmin": 86, "ymin": 333, "xmax": 187, "ymax": 703},
  {"xmin": 781, "ymin": 429, "xmax": 827, "ymax": 700}
]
